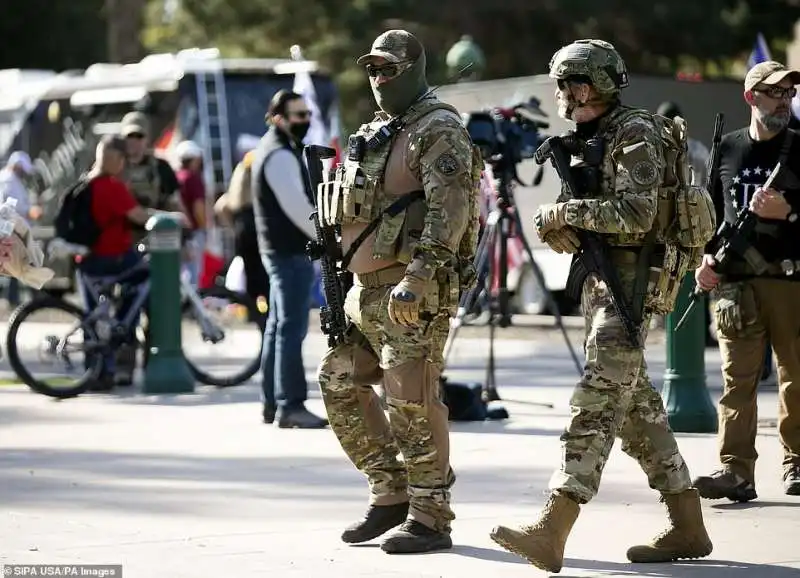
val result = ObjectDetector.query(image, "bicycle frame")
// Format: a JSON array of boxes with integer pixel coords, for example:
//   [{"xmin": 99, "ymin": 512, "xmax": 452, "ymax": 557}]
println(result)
[{"xmin": 75, "ymin": 258, "xmax": 224, "ymax": 347}]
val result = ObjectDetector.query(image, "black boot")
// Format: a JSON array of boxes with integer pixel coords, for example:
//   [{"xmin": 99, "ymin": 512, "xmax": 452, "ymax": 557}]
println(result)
[
  {"xmin": 381, "ymin": 520, "xmax": 452, "ymax": 554},
  {"xmin": 341, "ymin": 503, "xmax": 409, "ymax": 544}
]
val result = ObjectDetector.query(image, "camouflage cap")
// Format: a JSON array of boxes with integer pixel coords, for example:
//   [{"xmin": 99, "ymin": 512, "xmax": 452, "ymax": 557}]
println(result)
[
  {"xmin": 548, "ymin": 39, "xmax": 629, "ymax": 94},
  {"xmin": 120, "ymin": 111, "xmax": 150, "ymax": 136},
  {"xmin": 356, "ymin": 30, "xmax": 423, "ymax": 65},
  {"xmin": 744, "ymin": 61, "xmax": 800, "ymax": 92}
]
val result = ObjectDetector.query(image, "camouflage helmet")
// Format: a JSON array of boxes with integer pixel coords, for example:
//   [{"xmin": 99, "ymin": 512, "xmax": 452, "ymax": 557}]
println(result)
[{"xmin": 548, "ymin": 39, "xmax": 629, "ymax": 94}]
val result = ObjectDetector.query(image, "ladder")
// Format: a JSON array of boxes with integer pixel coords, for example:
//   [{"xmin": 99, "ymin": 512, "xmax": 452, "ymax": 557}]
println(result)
[
  {"xmin": 195, "ymin": 62, "xmax": 233, "ymax": 198},
  {"xmin": 194, "ymin": 60, "xmax": 235, "ymax": 271}
]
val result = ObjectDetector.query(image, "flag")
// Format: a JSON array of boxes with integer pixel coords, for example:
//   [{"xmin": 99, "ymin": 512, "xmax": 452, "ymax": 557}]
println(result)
[
  {"xmin": 290, "ymin": 44, "xmax": 342, "ymax": 169},
  {"xmin": 747, "ymin": 33, "xmax": 772, "ymax": 70},
  {"xmin": 290, "ymin": 45, "xmax": 328, "ymax": 147}
]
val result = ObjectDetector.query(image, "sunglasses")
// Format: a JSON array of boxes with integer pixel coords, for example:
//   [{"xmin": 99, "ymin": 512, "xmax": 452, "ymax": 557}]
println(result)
[
  {"xmin": 126, "ymin": 132, "xmax": 146, "ymax": 140},
  {"xmin": 366, "ymin": 61, "xmax": 413, "ymax": 79},
  {"xmin": 753, "ymin": 86, "xmax": 797, "ymax": 100}
]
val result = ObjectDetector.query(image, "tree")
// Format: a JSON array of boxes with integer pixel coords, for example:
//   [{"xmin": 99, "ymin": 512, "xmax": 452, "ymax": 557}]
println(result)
[
  {"xmin": 0, "ymin": 0, "xmax": 107, "ymax": 70},
  {"xmin": 106, "ymin": 0, "xmax": 147, "ymax": 63}
]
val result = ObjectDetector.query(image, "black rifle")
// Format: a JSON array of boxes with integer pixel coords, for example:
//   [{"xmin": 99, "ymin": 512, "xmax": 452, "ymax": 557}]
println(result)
[
  {"xmin": 303, "ymin": 145, "xmax": 349, "ymax": 349},
  {"xmin": 675, "ymin": 157, "xmax": 798, "ymax": 330},
  {"xmin": 534, "ymin": 135, "xmax": 643, "ymax": 347}
]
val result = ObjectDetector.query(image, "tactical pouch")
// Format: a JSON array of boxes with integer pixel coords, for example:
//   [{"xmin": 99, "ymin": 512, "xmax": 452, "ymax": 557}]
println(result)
[
  {"xmin": 713, "ymin": 282, "xmax": 748, "ymax": 337},
  {"xmin": 394, "ymin": 200, "xmax": 427, "ymax": 264},
  {"xmin": 340, "ymin": 164, "xmax": 375, "ymax": 224},
  {"xmin": 673, "ymin": 184, "xmax": 716, "ymax": 248}
]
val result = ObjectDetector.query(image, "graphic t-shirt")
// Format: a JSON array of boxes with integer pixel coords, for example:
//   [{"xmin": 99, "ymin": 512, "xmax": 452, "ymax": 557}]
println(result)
[{"xmin": 709, "ymin": 127, "xmax": 800, "ymax": 278}]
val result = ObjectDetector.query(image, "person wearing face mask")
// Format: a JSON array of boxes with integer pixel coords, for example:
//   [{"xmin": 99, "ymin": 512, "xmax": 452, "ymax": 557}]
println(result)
[
  {"xmin": 490, "ymin": 40, "xmax": 714, "ymax": 572},
  {"xmin": 692, "ymin": 61, "xmax": 800, "ymax": 502},
  {"xmin": 315, "ymin": 30, "xmax": 481, "ymax": 554},
  {"xmin": 251, "ymin": 89, "xmax": 328, "ymax": 429}
]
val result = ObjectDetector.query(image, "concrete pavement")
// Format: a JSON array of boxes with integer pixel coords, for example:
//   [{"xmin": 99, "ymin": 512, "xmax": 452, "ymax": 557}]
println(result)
[{"xmin": 0, "ymin": 328, "xmax": 798, "ymax": 577}]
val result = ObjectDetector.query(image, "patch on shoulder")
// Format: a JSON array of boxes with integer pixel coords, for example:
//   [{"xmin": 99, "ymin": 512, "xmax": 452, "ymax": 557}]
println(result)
[
  {"xmin": 630, "ymin": 160, "xmax": 658, "ymax": 187},
  {"xmin": 435, "ymin": 152, "xmax": 459, "ymax": 176}
]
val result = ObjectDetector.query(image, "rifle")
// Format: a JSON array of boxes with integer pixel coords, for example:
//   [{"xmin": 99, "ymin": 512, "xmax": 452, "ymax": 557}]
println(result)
[
  {"xmin": 303, "ymin": 144, "xmax": 350, "ymax": 349},
  {"xmin": 534, "ymin": 135, "xmax": 643, "ymax": 347},
  {"xmin": 674, "ymin": 157, "xmax": 797, "ymax": 330}
]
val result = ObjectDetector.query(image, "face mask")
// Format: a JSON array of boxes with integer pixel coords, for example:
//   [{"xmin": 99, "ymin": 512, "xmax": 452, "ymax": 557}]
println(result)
[
  {"xmin": 289, "ymin": 121, "xmax": 310, "ymax": 142},
  {"xmin": 371, "ymin": 53, "xmax": 429, "ymax": 115}
]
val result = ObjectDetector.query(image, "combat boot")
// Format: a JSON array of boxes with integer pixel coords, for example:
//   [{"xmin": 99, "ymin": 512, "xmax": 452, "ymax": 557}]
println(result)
[
  {"xmin": 341, "ymin": 503, "xmax": 409, "ymax": 544},
  {"xmin": 489, "ymin": 492, "xmax": 580, "ymax": 573},
  {"xmin": 626, "ymin": 488, "xmax": 713, "ymax": 563},
  {"xmin": 693, "ymin": 468, "xmax": 757, "ymax": 502},
  {"xmin": 380, "ymin": 520, "xmax": 452, "ymax": 554}
]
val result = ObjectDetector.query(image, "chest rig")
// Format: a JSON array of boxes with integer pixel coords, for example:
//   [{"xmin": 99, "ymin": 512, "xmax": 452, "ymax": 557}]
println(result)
[
  {"xmin": 123, "ymin": 156, "xmax": 161, "ymax": 208},
  {"xmin": 317, "ymin": 99, "xmax": 460, "ymax": 262}
]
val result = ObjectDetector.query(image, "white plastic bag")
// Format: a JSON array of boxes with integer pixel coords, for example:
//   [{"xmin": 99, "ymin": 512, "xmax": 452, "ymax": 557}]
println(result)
[{"xmin": 224, "ymin": 256, "xmax": 247, "ymax": 294}]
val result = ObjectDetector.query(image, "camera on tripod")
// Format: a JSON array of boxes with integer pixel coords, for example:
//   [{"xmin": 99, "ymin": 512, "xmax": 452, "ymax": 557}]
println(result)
[{"xmin": 465, "ymin": 97, "xmax": 550, "ymax": 171}]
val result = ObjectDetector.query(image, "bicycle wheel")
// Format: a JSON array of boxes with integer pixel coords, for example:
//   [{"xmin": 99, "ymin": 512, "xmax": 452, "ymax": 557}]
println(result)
[
  {"xmin": 6, "ymin": 297, "xmax": 103, "ymax": 399},
  {"xmin": 181, "ymin": 286, "xmax": 265, "ymax": 387}
]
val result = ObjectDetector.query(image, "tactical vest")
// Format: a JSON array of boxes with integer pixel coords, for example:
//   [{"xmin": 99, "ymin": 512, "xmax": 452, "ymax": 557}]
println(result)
[
  {"xmin": 123, "ymin": 155, "xmax": 162, "ymax": 209},
  {"xmin": 573, "ymin": 106, "xmax": 715, "ymax": 314},
  {"xmin": 319, "ymin": 99, "xmax": 480, "ymax": 270}
]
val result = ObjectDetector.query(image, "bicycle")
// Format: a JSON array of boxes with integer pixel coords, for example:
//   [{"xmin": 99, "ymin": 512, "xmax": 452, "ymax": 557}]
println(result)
[{"xmin": 5, "ymin": 244, "xmax": 266, "ymax": 399}]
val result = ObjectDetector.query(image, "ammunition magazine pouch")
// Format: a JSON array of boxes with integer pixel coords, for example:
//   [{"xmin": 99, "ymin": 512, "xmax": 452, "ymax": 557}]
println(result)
[{"xmin": 340, "ymin": 190, "xmax": 425, "ymax": 270}]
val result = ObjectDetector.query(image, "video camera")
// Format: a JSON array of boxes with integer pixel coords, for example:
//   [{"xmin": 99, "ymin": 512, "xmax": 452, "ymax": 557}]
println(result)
[{"xmin": 464, "ymin": 97, "xmax": 550, "ymax": 173}]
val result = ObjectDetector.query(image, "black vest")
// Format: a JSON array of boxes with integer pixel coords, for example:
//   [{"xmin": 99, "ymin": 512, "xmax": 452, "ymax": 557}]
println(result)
[{"xmin": 251, "ymin": 127, "xmax": 311, "ymax": 255}]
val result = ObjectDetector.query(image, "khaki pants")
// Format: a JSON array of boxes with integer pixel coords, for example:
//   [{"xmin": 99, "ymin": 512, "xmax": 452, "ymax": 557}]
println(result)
[
  {"xmin": 317, "ymin": 266, "xmax": 454, "ymax": 532},
  {"xmin": 714, "ymin": 278, "xmax": 800, "ymax": 481}
]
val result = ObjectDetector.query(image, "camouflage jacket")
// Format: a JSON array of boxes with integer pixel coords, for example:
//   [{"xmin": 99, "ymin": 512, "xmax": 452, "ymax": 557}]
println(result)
[{"xmin": 557, "ymin": 104, "xmax": 665, "ymax": 247}]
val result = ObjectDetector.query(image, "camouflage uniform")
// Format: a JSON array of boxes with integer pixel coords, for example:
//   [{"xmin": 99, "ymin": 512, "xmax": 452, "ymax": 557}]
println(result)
[
  {"xmin": 490, "ymin": 39, "xmax": 713, "ymax": 572},
  {"xmin": 316, "ymin": 30, "xmax": 479, "ymax": 554}
]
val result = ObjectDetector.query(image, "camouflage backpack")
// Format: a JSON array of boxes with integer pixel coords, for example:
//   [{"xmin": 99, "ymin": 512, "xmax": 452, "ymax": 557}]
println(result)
[{"xmin": 648, "ymin": 113, "xmax": 717, "ymax": 313}]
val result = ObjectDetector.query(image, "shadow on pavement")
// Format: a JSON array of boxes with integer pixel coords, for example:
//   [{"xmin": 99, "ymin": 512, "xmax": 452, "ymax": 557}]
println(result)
[
  {"xmin": 563, "ymin": 558, "xmax": 800, "ymax": 577},
  {"xmin": 712, "ymin": 500, "xmax": 800, "ymax": 510}
]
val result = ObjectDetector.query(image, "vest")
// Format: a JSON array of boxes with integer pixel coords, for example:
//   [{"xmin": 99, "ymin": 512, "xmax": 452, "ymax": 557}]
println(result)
[
  {"xmin": 123, "ymin": 155, "xmax": 162, "ymax": 209},
  {"xmin": 251, "ymin": 127, "xmax": 311, "ymax": 255}
]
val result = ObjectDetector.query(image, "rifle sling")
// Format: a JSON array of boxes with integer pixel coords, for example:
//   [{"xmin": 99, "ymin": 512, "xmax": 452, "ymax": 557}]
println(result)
[{"xmin": 340, "ymin": 190, "xmax": 425, "ymax": 271}]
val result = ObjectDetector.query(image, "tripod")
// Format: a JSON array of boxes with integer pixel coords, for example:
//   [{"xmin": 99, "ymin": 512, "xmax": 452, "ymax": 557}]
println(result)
[{"xmin": 443, "ymin": 162, "xmax": 583, "ymax": 407}]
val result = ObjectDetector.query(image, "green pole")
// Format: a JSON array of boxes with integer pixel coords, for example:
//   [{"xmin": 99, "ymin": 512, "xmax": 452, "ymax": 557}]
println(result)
[
  {"xmin": 661, "ymin": 273, "xmax": 718, "ymax": 433},
  {"xmin": 143, "ymin": 214, "xmax": 195, "ymax": 394}
]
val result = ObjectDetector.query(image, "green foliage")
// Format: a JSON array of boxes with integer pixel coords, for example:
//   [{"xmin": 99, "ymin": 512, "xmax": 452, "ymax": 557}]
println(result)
[{"xmin": 0, "ymin": 0, "xmax": 107, "ymax": 70}]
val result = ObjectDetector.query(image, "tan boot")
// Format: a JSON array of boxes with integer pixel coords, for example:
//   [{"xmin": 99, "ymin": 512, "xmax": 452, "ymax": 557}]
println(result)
[
  {"xmin": 490, "ymin": 492, "xmax": 580, "ymax": 573},
  {"xmin": 626, "ymin": 488, "xmax": 713, "ymax": 563}
]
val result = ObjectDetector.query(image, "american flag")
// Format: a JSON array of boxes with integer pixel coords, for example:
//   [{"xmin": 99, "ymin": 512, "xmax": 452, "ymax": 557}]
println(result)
[{"xmin": 747, "ymin": 33, "xmax": 772, "ymax": 70}]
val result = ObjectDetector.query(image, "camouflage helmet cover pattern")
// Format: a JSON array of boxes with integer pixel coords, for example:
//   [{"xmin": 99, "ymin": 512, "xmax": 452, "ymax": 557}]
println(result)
[{"xmin": 548, "ymin": 39, "xmax": 629, "ymax": 94}]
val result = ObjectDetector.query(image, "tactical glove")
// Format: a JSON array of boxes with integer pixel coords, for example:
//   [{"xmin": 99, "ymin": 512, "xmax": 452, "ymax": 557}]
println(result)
[
  {"xmin": 543, "ymin": 228, "xmax": 580, "ymax": 254},
  {"xmin": 388, "ymin": 273, "xmax": 429, "ymax": 327},
  {"xmin": 534, "ymin": 203, "xmax": 569, "ymax": 240}
]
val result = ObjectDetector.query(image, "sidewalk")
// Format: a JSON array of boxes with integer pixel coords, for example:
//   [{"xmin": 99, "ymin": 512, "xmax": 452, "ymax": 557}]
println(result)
[{"xmin": 0, "ymin": 332, "xmax": 797, "ymax": 577}]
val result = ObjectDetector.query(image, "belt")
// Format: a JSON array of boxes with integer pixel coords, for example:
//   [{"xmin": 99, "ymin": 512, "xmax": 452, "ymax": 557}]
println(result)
[{"xmin": 353, "ymin": 265, "xmax": 407, "ymax": 288}]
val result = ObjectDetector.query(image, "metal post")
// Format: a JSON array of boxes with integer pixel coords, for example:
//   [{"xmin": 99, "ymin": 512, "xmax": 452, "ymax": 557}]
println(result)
[
  {"xmin": 661, "ymin": 273, "xmax": 718, "ymax": 433},
  {"xmin": 143, "ymin": 214, "xmax": 195, "ymax": 394}
]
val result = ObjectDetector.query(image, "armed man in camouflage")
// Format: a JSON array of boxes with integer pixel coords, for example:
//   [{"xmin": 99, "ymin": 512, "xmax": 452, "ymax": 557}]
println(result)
[
  {"xmin": 490, "ymin": 40, "xmax": 714, "ymax": 572},
  {"xmin": 315, "ymin": 29, "xmax": 480, "ymax": 554}
]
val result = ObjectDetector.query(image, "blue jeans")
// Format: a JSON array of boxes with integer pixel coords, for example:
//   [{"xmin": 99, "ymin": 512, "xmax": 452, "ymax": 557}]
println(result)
[
  {"xmin": 260, "ymin": 252, "xmax": 314, "ymax": 410},
  {"xmin": 77, "ymin": 251, "xmax": 143, "ymax": 376}
]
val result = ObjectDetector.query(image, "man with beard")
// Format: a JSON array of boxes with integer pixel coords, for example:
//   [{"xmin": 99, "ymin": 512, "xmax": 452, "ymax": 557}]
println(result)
[
  {"xmin": 489, "ymin": 39, "xmax": 714, "ymax": 572},
  {"xmin": 315, "ymin": 30, "xmax": 480, "ymax": 554},
  {"xmin": 251, "ymin": 89, "xmax": 328, "ymax": 429},
  {"xmin": 693, "ymin": 60, "xmax": 800, "ymax": 500}
]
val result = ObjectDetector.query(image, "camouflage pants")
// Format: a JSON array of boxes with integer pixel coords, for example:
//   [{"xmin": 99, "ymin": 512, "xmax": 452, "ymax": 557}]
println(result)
[
  {"xmin": 317, "ymin": 267, "xmax": 455, "ymax": 533},
  {"xmin": 549, "ymin": 273, "xmax": 692, "ymax": 503}
]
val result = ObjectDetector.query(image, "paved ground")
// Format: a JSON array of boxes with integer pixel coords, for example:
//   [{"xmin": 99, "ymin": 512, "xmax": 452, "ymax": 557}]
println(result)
[{"xmin": 1, "ymin": 325, "xmax": 797, "ymax": 578}]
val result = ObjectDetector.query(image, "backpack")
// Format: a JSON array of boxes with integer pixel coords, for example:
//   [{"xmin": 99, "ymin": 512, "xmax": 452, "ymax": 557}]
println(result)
[
  {"xmin": 55, "ymin": 176, "xmax": 102, "ymax": 248},
  {"xmin": 647, "ymin": 114, "xmax": 717, "ymax": 313}
]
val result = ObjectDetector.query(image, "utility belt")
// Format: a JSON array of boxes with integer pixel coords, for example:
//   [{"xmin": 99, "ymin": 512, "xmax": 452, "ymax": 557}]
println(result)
[
  {"xmin": 354, "ymin": 265, "xmax": 407, "ymax": 288},
  {"xmin": 725, "ymin": 259, "xmax": 800, "ymax": 277}
]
